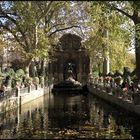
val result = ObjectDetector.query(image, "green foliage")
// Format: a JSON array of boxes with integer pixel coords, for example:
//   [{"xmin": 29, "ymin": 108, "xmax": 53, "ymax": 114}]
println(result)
[
  {"xmin": 0, "ymin": 1, "xmax": 137, "ymax": 77},
  {"xmin": 92, "ymin": 71, "xmax": 99, "ymax": 77},
  {"xmin": 16, "ymin": 69, "xmax": 25, "ymax": 78},
  {"xmin": 124, "ymin": 53, "xmax": 135, "ymax": 71},
  {"xmin": 0, "ymin": 71, "xmax": 3, "ymax": 77},
  {"xmin": 6, "ymin": 68, "xmax": 15, "ymax": 78},
  {"xmin": 83, "ymin": 2, "xmax": 132, "ymax": 72},
  {"xmin": 0, "ymin": 1, "xmax": 68, "ymax": 69}
]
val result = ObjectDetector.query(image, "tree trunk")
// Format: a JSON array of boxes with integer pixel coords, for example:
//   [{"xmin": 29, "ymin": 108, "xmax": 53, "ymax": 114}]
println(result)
[
  {"xmin": 102, "ymin": 44, "xmax": 110, "ymax": 77},
  {"xmin": 25, "ymin": 66, "xmax": 30, "ymax": 78},
  {"xmin": 40, "ymin": 59, "xmax": 45, "ymax": 76},
  {"xmin": 23, "ymin": 58, "xmax": 32, "ymax": 78},
  {"xmin": 135, "ymin": 25, "xmax": 140, "ymax": 80},
  {"xmin": 29, "ymin": 61, "xmax": 38, "ymax": 77},
  {"xmin": 35, "ymin": 23, "xmax": 38, "ymax": 49},
  {"xmin": 102, "ymin": 23, "xmax": 109, "ymax": 77},
  {"xmin": 103, "ymin": 56, "xmax": 109, "ymax": 76},
  {"xmin": 133, "ymin": 9, "xmax": 140, "ymax": 81}
]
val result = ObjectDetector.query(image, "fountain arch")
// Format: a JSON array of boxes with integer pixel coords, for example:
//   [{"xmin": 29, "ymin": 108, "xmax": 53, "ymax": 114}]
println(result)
[{"xmin": 48, "ymin": 33, "xmax": 90, "ymax": 85}]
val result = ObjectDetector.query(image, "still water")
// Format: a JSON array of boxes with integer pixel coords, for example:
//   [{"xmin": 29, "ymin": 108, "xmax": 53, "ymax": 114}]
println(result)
[{"xmin": 0, "ymin": 91, "xmax": 140, "ymax": 139}]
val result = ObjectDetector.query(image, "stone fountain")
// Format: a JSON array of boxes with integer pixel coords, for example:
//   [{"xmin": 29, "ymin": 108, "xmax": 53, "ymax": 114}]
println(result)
[{"xmin": 52, "ymin": 64, "xmax": 83, "ymax": 94}]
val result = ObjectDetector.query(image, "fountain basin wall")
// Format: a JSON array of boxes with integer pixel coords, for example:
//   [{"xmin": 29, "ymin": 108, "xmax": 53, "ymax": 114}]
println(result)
[
  {"xmin": 0, "ymin": 85, "xmax": 49, "ymax": 114},
  {"xmin": 88, "ymin": 84, "xmax": 140, "ymax": 116}
]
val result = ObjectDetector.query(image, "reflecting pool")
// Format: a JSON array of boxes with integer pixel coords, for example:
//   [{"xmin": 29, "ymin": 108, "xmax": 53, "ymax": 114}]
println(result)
[{"xmin": 0, "ymin": 92, "xmax": 140, "ymax": 139}]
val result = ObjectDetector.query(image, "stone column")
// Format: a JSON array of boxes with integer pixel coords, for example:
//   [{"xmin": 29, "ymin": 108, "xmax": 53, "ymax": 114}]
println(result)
[{"xmin": 103, "ymin": 56, "xmax": 110, "ymax": 76}]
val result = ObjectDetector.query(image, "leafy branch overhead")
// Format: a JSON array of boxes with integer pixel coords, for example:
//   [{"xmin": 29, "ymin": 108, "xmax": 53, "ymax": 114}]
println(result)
[
  {"xmin": 0, "ymin": 1, "xmax": 137, "ymax": 77},
  {"xmin": 0, "ymin": 1, "xmax": 83, "ymax": 57}
]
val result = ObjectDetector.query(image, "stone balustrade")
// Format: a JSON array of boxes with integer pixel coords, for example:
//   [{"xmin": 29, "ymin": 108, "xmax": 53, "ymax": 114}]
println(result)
[
  {"xmin": 87, "ymin": 81, "xmax": 140, "ymax": 116},
  {"xmin": 89, "ymin": 79, "xmax": 140, "ymax": 105},
  {"xmin": 0, "ymin": 84, "xmax": 46, "ymax": 114}
]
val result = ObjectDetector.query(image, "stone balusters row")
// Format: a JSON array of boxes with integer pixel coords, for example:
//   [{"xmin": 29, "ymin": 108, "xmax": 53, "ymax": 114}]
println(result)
[
  {"xmin": 88, "ymin": 76, "xmax": 140, "ymax": 105},
  {"xmin": 0, "ymin": 84, "xmax": 44, "ymax": 102}
]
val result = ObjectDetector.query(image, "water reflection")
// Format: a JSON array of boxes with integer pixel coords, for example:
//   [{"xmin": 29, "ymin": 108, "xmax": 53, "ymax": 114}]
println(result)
[
  {"xmin": 48, "ymin": 94, "xmax": 90, "ymax": 129},
  {"xmin": 0, "ymin": 92, "xmax": 140, "ymax": 139},
  {"xmin": 88, "ymin": 95, "xmax": 140, "ymax": 139}
]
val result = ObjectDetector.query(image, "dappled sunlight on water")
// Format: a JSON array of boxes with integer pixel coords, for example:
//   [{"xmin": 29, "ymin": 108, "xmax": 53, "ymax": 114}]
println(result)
[{"xmin": 0, "ymin": 92, "xmax": 140, "ymax": 139}]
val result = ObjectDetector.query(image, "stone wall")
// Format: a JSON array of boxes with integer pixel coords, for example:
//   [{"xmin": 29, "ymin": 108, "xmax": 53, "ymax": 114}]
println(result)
[
  {"xmin": 0, "ymin": 85, "xmax": 49, "ymax": 114},
  {"xmin": 88, "ymin": 84, "xmax": 140, "ymax": 116}
]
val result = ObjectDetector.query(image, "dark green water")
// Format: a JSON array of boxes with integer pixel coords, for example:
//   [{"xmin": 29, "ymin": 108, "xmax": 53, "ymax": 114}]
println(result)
[{"xmin": 0, "ymin": 91, "xmax": 140, "ymax": 139}]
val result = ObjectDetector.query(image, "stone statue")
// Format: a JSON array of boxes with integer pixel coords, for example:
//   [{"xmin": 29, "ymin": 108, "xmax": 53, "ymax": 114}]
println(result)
[
  {"xmin": 67, "ymin": 63, "xmax": 74, "ymax": 79},
  {"xmin": 68, "ymin": 63, "xmax": 73, "ymax": 71}
]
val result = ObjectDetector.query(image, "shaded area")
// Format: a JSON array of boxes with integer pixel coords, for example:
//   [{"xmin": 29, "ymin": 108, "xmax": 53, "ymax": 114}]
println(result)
[
  {"xmin": 0, "ymin": 92, "xmax": 140, "ymax": 139},
  {"xmin": 48, "ymin": 94, "xmax": 89, "ymax": 129}
]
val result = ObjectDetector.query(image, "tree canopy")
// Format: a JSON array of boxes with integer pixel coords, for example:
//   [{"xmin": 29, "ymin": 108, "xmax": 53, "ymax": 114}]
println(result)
[{"xmin": 0, "ymin": 1, "xmax": 138, "ymax": 79}]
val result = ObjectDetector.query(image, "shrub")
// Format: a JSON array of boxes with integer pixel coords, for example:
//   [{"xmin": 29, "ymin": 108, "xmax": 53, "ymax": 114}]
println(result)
[
  {"xmin": 16, "ymin": 69, "xmax": 25, "ymax": 78},
  {"xmin": 6, "ymin": 68, "xmax": 15, "ymax": 78}
]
